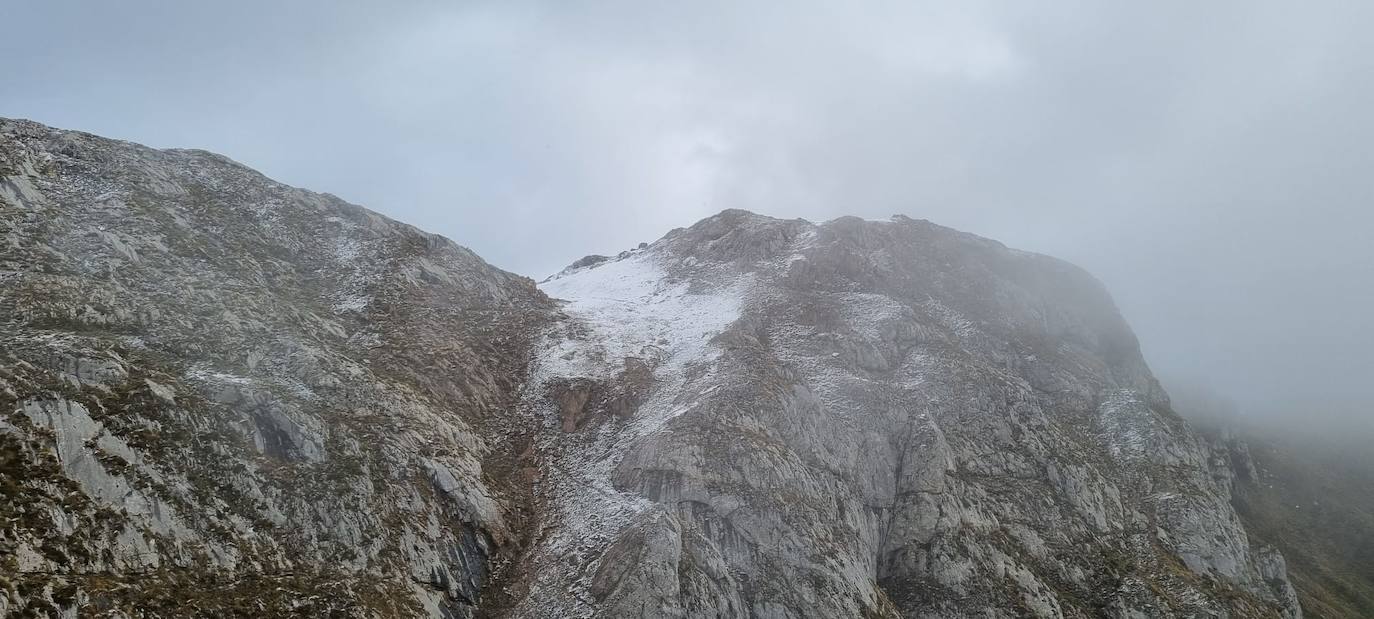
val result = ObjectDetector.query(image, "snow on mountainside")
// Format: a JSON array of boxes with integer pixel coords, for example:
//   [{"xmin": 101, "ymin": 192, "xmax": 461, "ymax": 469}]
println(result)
[
  {"xmin": 509, "ymin": 248, "xmax": 754, "ymax": 617},
  {"xmin": 2, "ymin": 118, "xmax": 1309, "ymax": 618},
  {"xmin": 504, "ymin": 210, "xmax": 1301, "ymax": 618}
]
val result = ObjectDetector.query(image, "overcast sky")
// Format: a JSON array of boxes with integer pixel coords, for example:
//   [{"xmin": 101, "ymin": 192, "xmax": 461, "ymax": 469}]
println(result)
[{"xmin": 5, "ymin": 1, "xmax": 1372, "ymax": 420}]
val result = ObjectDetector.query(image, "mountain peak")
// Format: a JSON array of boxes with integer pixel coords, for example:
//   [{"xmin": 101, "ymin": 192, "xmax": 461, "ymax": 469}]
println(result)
[{"xmin": 1, "ymin": 120, "xmax": 1301, "ymax": 618}]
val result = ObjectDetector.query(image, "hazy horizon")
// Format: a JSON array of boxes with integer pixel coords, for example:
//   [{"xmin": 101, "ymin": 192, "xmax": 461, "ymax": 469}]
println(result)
[{"xmin": 6, "ymin": 1, "xmax": 1372, "ymax": 424}]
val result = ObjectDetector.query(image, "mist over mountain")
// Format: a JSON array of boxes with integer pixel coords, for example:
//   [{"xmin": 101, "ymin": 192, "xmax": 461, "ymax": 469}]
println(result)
[
  {"xmin": 7, "ymin": 2, "xmax": 1374, "ymax": 435},
  {"xmin": 10, "ymin": 118, "xmax": 1372, "ymax": 617},
  {"xmin": 6, "ymin": 2, "xmax": 1374, "ymax": 617},
  {"xmin": 1165, "ymin": 379, "xmax": 1374, "ymax": 618}
]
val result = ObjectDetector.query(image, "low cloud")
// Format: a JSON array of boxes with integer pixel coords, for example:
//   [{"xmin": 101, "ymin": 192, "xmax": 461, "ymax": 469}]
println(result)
[{"xmin": 5, "ymin": 0, "xmax": 1372, "ymax": 419}]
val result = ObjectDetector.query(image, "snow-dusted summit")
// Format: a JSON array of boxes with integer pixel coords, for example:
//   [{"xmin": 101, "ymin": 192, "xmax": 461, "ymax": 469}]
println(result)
[{"xmin": 504, "ymin": 210, "xmax": 1301, "ymax": 618}]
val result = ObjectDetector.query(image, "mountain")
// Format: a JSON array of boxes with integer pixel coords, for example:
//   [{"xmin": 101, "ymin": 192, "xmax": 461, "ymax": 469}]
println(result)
[
  {"xmin": 1165, "ymin": 383, "xmax": 1374, "ymax": 619},
  {"xmin": 0, "ymin": 118, "xmax": 551, "ymax": 616},
  {"xmin": 1228, "ymin": 429, "xmax": 1374, "ymax": 619},
  {"xmin": 509, "ymin": 211, "xmax": 1300, "ymax": 618},
  {"xmin": 0, "ymin": 118, "xmax": 1310, "ymax": 617}
]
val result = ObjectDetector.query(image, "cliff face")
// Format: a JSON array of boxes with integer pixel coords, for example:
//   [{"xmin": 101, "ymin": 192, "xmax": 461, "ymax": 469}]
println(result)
[
  {"xmin": 514, "ymin": 210, "xmax": 1300, "ymax": 618},
  {"xmin": 0, "ymin": 118, "xmax": 552, "ymax": 616},
  {"xmin": 2, "ymin": 119, "xmax": 1301, "ymax": 618}
]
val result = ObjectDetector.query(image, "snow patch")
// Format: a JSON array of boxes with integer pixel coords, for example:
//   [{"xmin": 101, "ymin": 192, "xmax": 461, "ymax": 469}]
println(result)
[
  {"xmin": 1099, "ymin": 389, "xmax": 1165, "ymax": 460},
  {"xmin": 518, "ymin": 252, "xmax": 747, "ymax": 616},
  {"xmin": 333, "ymin": 293, "xmax": 371, "ymax": 313},
  {"xmin": 539, "ymin": 253, "xmax": 743, "ymax": 389},
  {"xmin": 185, "ymin": 365, "xmax": 251, "ymax": 385}
]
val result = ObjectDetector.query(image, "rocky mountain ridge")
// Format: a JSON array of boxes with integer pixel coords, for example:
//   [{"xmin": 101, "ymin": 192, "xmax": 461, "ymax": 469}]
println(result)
[
  {"xmin": 1, "ymin": 117, "xmax": 549, "ymax": 617},
  {"xmin": 508, "ymin": 210, "xmax": 1300, "ymax": 618},
  {"xmin": 0, "ymin": 118, "xmax": 1306, "ymax": 617}
]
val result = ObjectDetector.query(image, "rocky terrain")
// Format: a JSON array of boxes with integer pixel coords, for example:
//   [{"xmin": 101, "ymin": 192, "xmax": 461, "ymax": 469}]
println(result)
[
  {"xmin": 1167, "ymin": 384, "xmax": 1374, "ymax": 619},
  {"xmin": 509, "ymin": 211, "xmax": 1301, "ymax": 618},
  {"xmin": 0, "ymin": 118, "xmax": 550, "ymax": 617},
  {"xmin": 1224, "ymin": 426, "xmax": 1373, "ymax": 619},
  {"xmin": 0, "ymin": 118, "xmax": 1314, "ymax": 617}
]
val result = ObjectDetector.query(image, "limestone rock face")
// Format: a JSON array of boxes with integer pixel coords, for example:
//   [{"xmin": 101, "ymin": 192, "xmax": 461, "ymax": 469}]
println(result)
[
  {"xmin": 512, "ymin": 210, "xmax": 1301, "ymax": 618},
  {"xmin": 0, "ymin": 118, "xmax": 551, "ymax": 616},
  {"xmin": 2, "ymin": 119, "xmax": 1301, "ymax": 618}
]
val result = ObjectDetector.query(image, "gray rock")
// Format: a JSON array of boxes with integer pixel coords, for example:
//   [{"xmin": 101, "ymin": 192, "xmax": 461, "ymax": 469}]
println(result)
[
  {"xmin": 0, "ymin": 118, "xmax": 1303, "ymax": 618},
  {"xmin": 512, "ymin": 210, "xmax": 1302, "ymax": 618},
  {"xmin": 1, "ymin": 117, "xmax": 551, "ymax": 616}
]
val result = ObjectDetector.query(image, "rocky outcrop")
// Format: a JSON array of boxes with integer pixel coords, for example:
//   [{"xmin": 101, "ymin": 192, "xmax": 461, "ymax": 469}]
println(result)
[
  {"xmin": 512, "ymin": 210, "xmax": 1302, "ymax": 618},
  {"xmin": 0, "ymin": 118, "xmax": 551, "ymax": 616},
  {"xmin": 2, "ymin": 118, "xmax": 1304, "ymax": 618}
]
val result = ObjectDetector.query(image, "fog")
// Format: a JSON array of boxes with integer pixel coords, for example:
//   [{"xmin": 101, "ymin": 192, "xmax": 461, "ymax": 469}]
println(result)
[{"xmin": 5, "ymin": 1, "xmax": 1372, "ymax": 426}]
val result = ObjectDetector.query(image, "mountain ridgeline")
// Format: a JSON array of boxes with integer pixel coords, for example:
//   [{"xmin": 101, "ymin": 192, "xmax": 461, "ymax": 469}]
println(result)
[{"xmin": 0, "ymin": 118, "xmax": 1343, "ymax": 617}]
